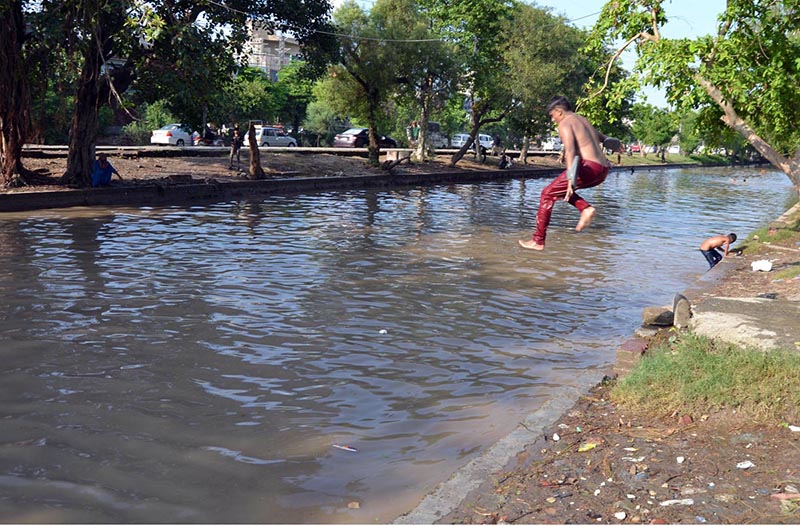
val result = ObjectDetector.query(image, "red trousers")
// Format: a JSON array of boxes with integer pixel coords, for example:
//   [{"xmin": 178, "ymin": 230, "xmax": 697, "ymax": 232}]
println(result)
[{"xmin": 532, "ymin": 159, "xmax": 609, "ymax": 245}]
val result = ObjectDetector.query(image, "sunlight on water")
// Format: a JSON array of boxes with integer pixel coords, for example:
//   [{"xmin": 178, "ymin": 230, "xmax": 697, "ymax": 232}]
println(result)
[{"xmin": 0, "ymin": 167, "xmax": 792, "ymax": 523}]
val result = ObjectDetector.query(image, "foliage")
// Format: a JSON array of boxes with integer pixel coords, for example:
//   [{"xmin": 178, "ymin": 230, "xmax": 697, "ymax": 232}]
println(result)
[
  {"xmin": 421, "ymin": 0, "xmax": 516, "ymax": 164},
  {"xmin": 122, "ymin": 99, "xmax": 176, "ymax": 145},
  {"xmin": 585, "ymin": 0, "xmax": 800, "ymax": 195},
  {"xmin": 330, "ymin": 0, "xmax": 408, "ymax": 164},
  {"xmin": 503, "ymin": 3, "xmax": 593, "ymax": 151},
  {"xmin": 630, "ymin": 103, "xmax": 677, "ymax": 152},
  {"xmin": 612, "ymin": 332, "xmax": 800, "ymax": 422}
]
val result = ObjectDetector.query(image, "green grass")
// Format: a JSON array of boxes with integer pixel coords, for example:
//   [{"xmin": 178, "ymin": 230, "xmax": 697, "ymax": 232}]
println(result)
[
  {"xmin": 612, "ymin": 332, "xmax": 800, "ymax": 422},
  {"xmin": 738, "ymin": 203, "xmax": 800, "ymax": 256}
]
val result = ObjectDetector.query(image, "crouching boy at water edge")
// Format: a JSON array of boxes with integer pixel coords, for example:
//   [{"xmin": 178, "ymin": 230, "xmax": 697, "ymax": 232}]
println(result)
[
  {"xmin": 700, "ymin": 233, "xmax": 737, "ymax": 269},
  {"xmin": 519, "ymin": 96, "xmax": 613, "ymax": 251}
]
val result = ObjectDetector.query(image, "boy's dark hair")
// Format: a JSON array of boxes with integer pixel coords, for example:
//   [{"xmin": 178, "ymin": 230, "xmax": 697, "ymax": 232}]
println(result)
[
  {"xmin": 547, "ymin": 95, "xmax": 573, "ymax": 114},
  {"xmin": 729, "ymin": 233, "xmax": 737, "ymax": 242}
]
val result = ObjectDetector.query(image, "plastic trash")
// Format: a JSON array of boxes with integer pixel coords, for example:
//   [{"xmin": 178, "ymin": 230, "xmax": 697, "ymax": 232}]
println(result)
[
  {"xmin": 660, "ymin": 498, "xmax": 694, "ymax": 506},
  {"xmin": 578, "ymin": 441, "xmax": 598, "ymax": 452},
  {"xmin": 333, "ymin": 444, "xmax": 358, "ymax": 452},
  {"xmin": 736, "ymin": 460, "xmax": 755, "ymax": 469},
  {"xmin": 751, "ymin": 260, "xmax": 773, "ymax": 272}
]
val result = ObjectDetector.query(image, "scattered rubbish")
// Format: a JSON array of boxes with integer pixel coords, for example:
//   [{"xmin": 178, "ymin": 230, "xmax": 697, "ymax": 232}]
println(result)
[
  {"xmin": 626, "ymin": 494, "xmax": 636, "ymax": 500},
  {"xmin": 614, "ymin": 511, "xmax": 627, "ymax": 520},
  {"xmin": 347, "ymin": 501, "xmax": 360, "ymax": 509},
  {"xmin": 546, "ymin": 497, "xmax": 556, "ymax": 503},
  {"xmin": 786, "ymin": 485, "xmax": 799, "ymax": 493},
  {"xmin": 751, "ymin": 260, "xmax": 773, "ymax": 272},
  {"xmin": 575, "ymin": 426, "xmax": 582, "ymax": 432},
  {"xmin": 552, "ymin": 433, "xmax": 560, "ymax": 441},
  {"xmin": 736, "ymin": 460, "xmax": 755, "ymax": 469},
  {"xmin": 623, "ymin": 447, "xmax": 639, "ymax": 452},
  {"xmin": 757, "ymin": 292, "xmax": 779, "ymax": 299},
  {"xmin": 659, "ymin": 498, "xmax": 694, "ymax": 506},
  {"xmin": 677, "ymin": 456, "xmax": 685, "ymax": 464},
  {"xmin": 379, "ymin": 329, "xmax": 388, "ymax": 334},
  {"xmin": 594, "ymin": 489, "xmax": 601, "ymax": 496},
  {"xmin": 772, "ymin": 492, "xmax": 800, "ymax": 500},
  {"xmin": 578, "ymin": 441, "xmax": 599, "ymax": 452},
  {"xmin": 788, "ymin": 425, "xmax": 800, "ymax": 432},
  {"xmin": 622, "ymin": 456, "xmax": 645, "ymax": 462},
  {"xmin": 333, "ymin": 444, "xmax": 358, "ymax": 452},
  {"xmin": 696, "ymin": 516, "xmax": 707, "ymax": 523}
]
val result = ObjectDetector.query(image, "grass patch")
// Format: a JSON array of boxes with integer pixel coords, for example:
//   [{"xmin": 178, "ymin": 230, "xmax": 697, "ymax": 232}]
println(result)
[
  {"xmin": 738, "ymin": 204, "xmax": 800, "ymax": 255},
  {"xmin": 773, "ymin": 264, "xmax": 800, "ymax": 281},
  {"xmin": 612, "ymin": 332, "xmax": 800, "ymax": 423}
]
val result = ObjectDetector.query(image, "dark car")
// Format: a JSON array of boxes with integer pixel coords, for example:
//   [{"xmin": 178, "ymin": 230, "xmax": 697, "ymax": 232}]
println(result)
[{"xmin": 333, "ymin": 128, "xmax": 397, "ymax": 148}]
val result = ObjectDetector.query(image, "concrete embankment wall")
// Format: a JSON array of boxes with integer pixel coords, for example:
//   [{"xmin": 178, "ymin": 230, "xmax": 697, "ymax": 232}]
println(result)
[{"xmin": 0, "ymin": 162, "xmax": 707, "ymax": 213}]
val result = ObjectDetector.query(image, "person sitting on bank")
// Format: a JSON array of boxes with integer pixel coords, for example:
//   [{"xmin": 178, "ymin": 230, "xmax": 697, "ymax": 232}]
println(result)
[
  {"xmin": 699, "ymin": 233, "xmax": 737, "ymax": 269},
  {"xmin": 91, "ymin": 153, "xmax": 122, "ymax": 187}
]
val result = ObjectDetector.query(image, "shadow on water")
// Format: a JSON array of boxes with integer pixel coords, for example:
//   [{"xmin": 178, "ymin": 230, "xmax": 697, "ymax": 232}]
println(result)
[{"xmin": 0, "ymin": 167, "xmax": 793, "ymax": 523}]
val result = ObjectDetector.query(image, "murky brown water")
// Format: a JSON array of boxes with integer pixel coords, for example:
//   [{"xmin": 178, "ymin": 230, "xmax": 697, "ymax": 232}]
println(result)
[{"xmin": 0, "ymin": 167, "xmax": 793, "ymax": 523}]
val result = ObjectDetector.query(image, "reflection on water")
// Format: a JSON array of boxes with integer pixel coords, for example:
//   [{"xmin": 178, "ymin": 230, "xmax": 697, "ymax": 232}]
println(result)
[{"xmin": 0, "ymin": 167, "xmax": 793, "ymax": 523}]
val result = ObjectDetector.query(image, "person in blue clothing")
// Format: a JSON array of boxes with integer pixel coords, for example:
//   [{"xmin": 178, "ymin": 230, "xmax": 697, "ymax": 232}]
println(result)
[{"xmin": 91, "ymin": 153, "xmax": 122, "ymax": 187}]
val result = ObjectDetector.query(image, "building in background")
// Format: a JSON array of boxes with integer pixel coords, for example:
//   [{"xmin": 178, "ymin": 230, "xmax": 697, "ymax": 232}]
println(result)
[{"xmin": 245, "ymin": 28, "xmax": 301, "ymax": 81}]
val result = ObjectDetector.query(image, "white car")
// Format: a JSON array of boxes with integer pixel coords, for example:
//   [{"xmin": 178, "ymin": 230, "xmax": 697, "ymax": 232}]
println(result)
[
  {"xmin": 541, "ymin": 137, "xmax": 563, "ymax": 151},
  {"xmin": 451, "ymin": 133, "xmax": 493, "ymax": 152},
  {"xmin": 151, "ymin": 123, "xmax": 193, "ymax": 146},
  {"xmin": 255, "ymin": 127, "xmax": 297, "ymax": 147}
]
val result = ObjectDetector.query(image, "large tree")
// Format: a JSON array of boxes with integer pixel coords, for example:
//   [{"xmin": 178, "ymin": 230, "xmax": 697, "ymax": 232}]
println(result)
[
  {"xmin": 503, "ymin": 3, "xmax": 592, "ymax": 164},
  {"xmin": 587, "ymin": 0, "xmax": 800, "ymax": 196},
  {"xmin": 0, "ymin": 1, "xmax": 32, "ymax": 186},
  {"xmin": 421, "ymin": 0, "xmax": 516, "ymax": 166},
  {"xmin": 331, "ymin": 0, "xmax": 406, "ymax": 165}
]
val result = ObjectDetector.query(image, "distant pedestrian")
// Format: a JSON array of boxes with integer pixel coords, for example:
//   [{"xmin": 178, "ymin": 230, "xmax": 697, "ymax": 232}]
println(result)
[
  {"xmin": 91, "ymin": 153, "xmax": 122, "ymax": 187},
  {"xmin": 699, "ymin": 233, "xmax": 737, "ymax": 268},
  {"xmin": 229, "ymin": 128, "xmax": 243, "ymax": 169}
]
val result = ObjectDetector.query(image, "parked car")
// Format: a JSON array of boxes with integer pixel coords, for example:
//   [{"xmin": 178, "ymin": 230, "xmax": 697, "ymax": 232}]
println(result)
[
  {"xmin": 426, "ymin": 122, "xmax": 448, "ymax": 149},
  {"xmin": 540, "ymin": 137, "xmax": 563, "ymax": 151},
  {"xmin": 255, "ymin": 126, "xmax": 297, "ymax": 147},
  {"xmin": 151, "ymin": 123, "xmax": 192, "ymax": 146},
  {"xmin": 630, "ymin": 144, "xmax": 641, "ymax": 153},
  {"xmin": 451, "ymin": 133, "xmax": 493, "ymax": 152},
  {"xmin": 333, "ymin": 128, "xmax": 397, "ymax": 148}
]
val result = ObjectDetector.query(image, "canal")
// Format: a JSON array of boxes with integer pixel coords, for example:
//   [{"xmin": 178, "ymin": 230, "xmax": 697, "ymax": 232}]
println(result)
[{"xmin": 0, "ymin": 166, "xmax": 793, "ymax": 523}]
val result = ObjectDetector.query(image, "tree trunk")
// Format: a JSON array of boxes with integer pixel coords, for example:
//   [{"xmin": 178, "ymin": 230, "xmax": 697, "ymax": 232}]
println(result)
[
  {"xmin": 412, "ymin": 77, "xmax": 434, "ymax": 163},
  {"xmin": 247, "ymin": 123, "xmax": 265, "ymax": 179},
  {"xmin": 0, "ymin": 1, "xmax": 33, "ymax": 187},
  {"xmin": 62, "ymin": 49, "xmax": 101, "ymax": 187},
  {"xmin": 698, "ymin": 76, "xmax": 800, "ymax": 196},
  {"xmin": 519, "ymin": 136, "xmax": 530, "ymax": 165}
]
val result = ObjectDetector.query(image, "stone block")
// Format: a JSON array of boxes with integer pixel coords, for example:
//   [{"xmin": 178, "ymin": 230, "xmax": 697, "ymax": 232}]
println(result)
[
  {"xmin": 673, "ymin": 293, "xmax": 691, "ymax": 328},
  {"xmin": 642, "ymin": 306, "xmax": 674, "ymax": 326}
]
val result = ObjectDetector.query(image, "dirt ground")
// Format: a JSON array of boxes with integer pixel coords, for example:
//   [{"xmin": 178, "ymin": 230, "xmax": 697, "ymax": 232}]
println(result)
[{"xmin": 441, "ymin": 225, "xmax": 800, "ymax": 525}]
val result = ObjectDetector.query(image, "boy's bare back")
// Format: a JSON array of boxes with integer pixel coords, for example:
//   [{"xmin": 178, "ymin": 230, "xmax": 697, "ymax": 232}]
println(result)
[{"xmin": 700, "ymin": 234, "xmax": 730, "ymax": 251}]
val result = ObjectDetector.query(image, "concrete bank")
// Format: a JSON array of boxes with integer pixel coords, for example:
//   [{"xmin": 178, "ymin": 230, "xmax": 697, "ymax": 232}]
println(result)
[
  {"xmin": 0, "ymin": 166, "xmax": 559, "ymax": 213},
  {"xmin": 0, "ymin": 162, "xmax": 707, "ymax": 213}
]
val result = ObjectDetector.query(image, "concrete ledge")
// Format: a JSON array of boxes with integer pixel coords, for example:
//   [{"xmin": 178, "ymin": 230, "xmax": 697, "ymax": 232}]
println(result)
[
  {"xmin": 0, "ymin": 167, "xmax": 561, "ymax": 213},
  {"xmin": 384, "ymin": 148, "xmax": 413, "ymax": 161}
]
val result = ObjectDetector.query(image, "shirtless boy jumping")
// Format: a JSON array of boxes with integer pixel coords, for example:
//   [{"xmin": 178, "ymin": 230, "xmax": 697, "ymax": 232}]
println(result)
[{"xmin": 519, "ymin": 96, "xmax": 613, "ymax": 251}]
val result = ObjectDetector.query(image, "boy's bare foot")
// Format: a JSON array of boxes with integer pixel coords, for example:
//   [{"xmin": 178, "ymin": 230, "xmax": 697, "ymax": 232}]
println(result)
[
  {"xmin": 518, "ymin": 239, "xmax": 545, "ymax": 251},
  {"xmin": 576, "ymin": 207, "xmax": 596, "ymax": 232}
]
